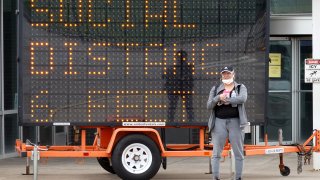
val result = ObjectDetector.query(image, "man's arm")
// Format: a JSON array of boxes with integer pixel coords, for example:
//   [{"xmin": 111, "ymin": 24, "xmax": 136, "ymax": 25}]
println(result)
[
  {"xmin": 227, "ymin": 84, "xmax": 247, "ymax": 104},
  {"xmin": 207, "ymin": 86, "xmax": 220, "ymax": 110}
]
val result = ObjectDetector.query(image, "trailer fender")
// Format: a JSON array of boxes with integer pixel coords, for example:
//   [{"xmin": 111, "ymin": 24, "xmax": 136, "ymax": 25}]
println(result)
[{"xmin": 105, "ymin": 128, "xmax": 165, "ymax": 154}]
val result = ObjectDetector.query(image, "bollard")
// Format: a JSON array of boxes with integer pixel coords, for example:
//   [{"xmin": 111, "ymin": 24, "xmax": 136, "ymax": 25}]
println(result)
[{"xmin": 31, "ymin": 146, "xmax": 39, "ymax": 180}]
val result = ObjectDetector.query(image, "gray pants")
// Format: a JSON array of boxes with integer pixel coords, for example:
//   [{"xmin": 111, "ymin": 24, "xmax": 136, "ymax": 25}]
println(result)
[{"xmin": 211, "ymin": 117, "xmax": 245, "ymax": 179}]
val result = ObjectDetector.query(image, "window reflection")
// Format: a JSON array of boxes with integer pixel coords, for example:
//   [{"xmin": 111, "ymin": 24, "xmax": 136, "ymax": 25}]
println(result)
[
  {"xmin": 271, "ymin": 0, "xmax": 311, "ymax": 14},
  {"xmin": 3, "ymin": 0, "xmax": 17, "ymax": 110},
  {"xmin": 267, "ymin": 92, "xmax": 292, "ymax": 141},
  {"xmin": 269, "ymin": 41, "xmax": 292, "ymax": 91},
  {"xmin": 300, "ymin": 40, "xmax": 312, "ymax": 90},
  {"xmin": 299, "ymin": 92, "xmax": 312, "ymax": 142},
  {"xmin": 40, "ymin": 126, "xmax": 53, "ymax": 145},
  {"xmin": 23, "ymin": 126, "xmax": 37, "ymax": 143},
  {"xmin": 4, "ymin": 114, "xmax": 18, "ymax": 153}
]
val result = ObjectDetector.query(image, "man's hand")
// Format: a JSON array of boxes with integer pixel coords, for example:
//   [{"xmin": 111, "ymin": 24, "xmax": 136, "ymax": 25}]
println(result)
[{"xmin": 219, "ymin": 94, "xmax": 227, "ymax": 102}]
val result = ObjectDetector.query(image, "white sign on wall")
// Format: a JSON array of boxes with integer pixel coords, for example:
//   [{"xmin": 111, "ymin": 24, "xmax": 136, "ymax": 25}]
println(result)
[{"xmin": 305, "ymin": 59, "xmax": 320, "ymax": 83}]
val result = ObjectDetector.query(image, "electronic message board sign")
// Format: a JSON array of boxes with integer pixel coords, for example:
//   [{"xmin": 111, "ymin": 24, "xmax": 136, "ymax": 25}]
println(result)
[{"xmin": 19, "ymin": 0, "xmax": 268, "ymax": 126}]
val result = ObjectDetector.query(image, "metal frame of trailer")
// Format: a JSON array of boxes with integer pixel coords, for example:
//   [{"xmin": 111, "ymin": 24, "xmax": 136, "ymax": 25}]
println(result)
[{"xmin": 16, "ymin": 126, "xmax": 320, "ymax": 179}]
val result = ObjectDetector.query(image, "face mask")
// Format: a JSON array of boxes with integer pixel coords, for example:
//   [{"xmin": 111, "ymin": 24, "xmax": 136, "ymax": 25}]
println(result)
[{"xmin": 222, "ymin": 78, "xmax": 234, "ymax": 85}]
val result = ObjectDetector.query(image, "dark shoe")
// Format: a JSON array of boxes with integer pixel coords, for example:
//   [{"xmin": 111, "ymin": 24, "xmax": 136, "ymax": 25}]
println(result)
[{"xmin": 236, "ymin": 178, "xmax": 242, "ymax": 180}]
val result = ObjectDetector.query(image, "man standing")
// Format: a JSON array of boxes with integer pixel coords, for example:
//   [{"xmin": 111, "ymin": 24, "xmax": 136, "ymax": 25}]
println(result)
[{"xmin": 207, "ymin": 66, "xmax": 249, "ymax": 180}]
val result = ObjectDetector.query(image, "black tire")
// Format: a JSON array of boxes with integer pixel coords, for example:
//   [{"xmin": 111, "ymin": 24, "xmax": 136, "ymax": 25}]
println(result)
[
  {"xmin": 111, "ymin": 134, "xmax": 161, "ymax": 180},
  {"xmin": 280, "ymin": 166, "xmax": 290, "ymax": 176},
  {"xmin": 97, "ymin": 157, "xmax": 116, "ymax": 174}
]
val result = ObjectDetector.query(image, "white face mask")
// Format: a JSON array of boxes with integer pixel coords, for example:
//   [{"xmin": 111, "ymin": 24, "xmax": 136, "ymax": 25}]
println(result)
[{"xmin": 222, "ymin": 78, "xmax": 234, "ymax": 85}]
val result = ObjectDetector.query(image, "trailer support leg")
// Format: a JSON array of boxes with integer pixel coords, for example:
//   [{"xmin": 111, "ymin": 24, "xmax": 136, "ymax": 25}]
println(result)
[
  {"xmin": 279, "ymin": 153, "xmax": 284, "ymax": 172},
  {"xmin": 277, "ymin": 129, "xmax": 290, "ymax": 176},
  {"xmin": 278, "ymin": 129, "xmax": 284, "ymax": 172},
  {"xmin": 23, "ymin": 157, "xmax": 33, "ymax": 175},
  {"xmin": 278, "ymin": 129, "xmax": 283, "ymax": 169},
  {"xmin": 26, "ymin": 157, "xmax": 30, "ymax": 175},
  {"xmin": 206, "ymin": 157, "xmax": 212, "ymax": 174}
]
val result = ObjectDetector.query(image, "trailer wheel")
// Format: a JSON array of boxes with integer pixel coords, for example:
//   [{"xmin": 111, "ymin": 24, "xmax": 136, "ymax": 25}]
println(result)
[
  {"xmin": 280, "ymin": 166, "xmax": 290, "ymax": 176},
  {"xmin": 111, "ymin": 134, "xmax": 161, "ymax": 180},
  {"xmin": 97, "ymin": 157, "xmax": 116, "ymax": 174}
]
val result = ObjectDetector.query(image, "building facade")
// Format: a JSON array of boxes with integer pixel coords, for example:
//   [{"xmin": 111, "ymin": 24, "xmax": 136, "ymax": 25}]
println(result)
[
  {"xmin": 1, "ymin": 0, "xmax": 19, "ymax": 158},
  {"xmin": 0, "ymin": 0, "xmax": 314, "ymax": 159}
]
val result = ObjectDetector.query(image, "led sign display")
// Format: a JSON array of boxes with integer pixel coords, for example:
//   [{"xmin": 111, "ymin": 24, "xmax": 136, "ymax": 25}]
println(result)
[{"xmin": 19, "ymin": 0, "xmax": 268, "ymax": 126}]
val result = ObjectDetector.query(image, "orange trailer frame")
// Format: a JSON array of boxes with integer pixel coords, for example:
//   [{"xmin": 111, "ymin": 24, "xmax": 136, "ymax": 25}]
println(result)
[
  {"xmin": 15, "ymin": 126, "xmax": 320, "ymax": 177},
  {"xmin": 16, "ymin": 127, "xmax": 320, "ymax": 158}
]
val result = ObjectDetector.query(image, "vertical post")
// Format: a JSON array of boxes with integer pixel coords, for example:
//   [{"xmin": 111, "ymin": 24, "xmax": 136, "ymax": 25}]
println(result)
[
  {"xmin": 81, "ymin": 129, "xmax": 86, "ymax": 151},
  {"xmin": 32, "ymin": 146, "xmax": 38, "ymax": 180},
  {"xmin": 0, "ymin": 0, "xmax": 6, "ymax": 158},
  {"xmin": 199, "ymin": 128, "xmax": 204, "ymax": 150},
  {"xmin": 26, "ymin": 157, "xmax": 30, "ymax": 175},
  {"xmin": 264, "ymin": 133, "xmax": 268, "ymax": 146},
  {"xmin": 316, "ymin": 130, "xmax": 320, "ymax": 152},
  {"xmin": 312, "ymin": 0, "xmax": 320, "ymax": 170}
]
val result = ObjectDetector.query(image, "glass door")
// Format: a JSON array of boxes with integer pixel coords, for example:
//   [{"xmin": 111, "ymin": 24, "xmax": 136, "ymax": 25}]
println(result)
[
  {"xmin": 266, "ymin": 38, "xmax": 293, "ymax": 143},
  {"xmin": 298, "ymin": 39, "xmax": 313, "ymax": 142}
]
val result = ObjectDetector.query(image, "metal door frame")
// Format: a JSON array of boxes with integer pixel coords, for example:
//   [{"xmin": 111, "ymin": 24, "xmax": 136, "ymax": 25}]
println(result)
[{"xmin": 0, "ymin": 0, "xmax": 5, "ymax": 159}]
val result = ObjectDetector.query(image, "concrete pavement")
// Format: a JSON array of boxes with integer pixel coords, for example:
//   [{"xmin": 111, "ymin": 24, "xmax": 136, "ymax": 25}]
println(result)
[{"xmin": 0, "ymin": 153, "xmax": 320, "ymax": 180}]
